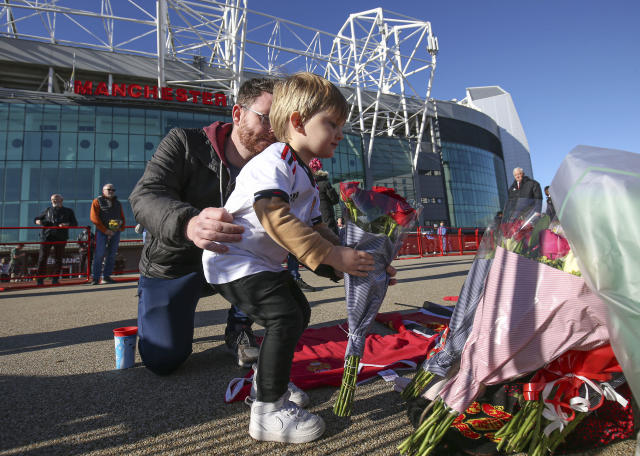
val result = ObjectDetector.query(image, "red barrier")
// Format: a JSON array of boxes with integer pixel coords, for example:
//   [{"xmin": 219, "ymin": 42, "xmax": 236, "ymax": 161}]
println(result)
[
  {"xmin": 0, "ymin": 225, "xmax": 142, "ymax": 291},
  {"xmin": 394, "ymin": 226, "xmax": 483, "ymax": 260}
]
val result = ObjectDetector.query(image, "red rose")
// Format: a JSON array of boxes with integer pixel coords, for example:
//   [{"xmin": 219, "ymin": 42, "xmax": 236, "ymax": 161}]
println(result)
[{"xmin": 340, "ymin": 181, "xmax": 361, "ymax": 202}]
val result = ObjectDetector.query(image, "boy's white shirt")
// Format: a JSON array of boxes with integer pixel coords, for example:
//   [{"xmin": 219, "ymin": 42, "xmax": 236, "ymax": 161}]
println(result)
[{"xmin": 203, "ymin": 142, "xmax": 322, "ymax": 284}]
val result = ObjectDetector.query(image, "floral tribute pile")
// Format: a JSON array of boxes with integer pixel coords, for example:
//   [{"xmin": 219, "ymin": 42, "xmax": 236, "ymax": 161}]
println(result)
[
  {"xmin": 333, "ymin": 182, "xmax": 419, "ymax": 416},
  {"xmin": 399, "ymin": 199, "xmax": 629, "ymax": 456}
]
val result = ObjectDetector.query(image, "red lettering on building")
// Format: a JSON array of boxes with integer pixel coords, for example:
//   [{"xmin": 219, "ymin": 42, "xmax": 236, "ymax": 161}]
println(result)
[
  {"xmin": 73, "ymin": 80, "xmax": 226, "ymax": 107},
  {"xmin": 144, "ymin": 85, "xmax": 158, "ymax": 99},
  {"xmin": 214, "ymin": 92, "xmax": 227, "ymax": 107},
  {"xmin": 112, "ymin": 84, "xmax": 127, "ymax": 97},
  {"xmin": 161, "ymin": 87, "xmax": 174, "ymax": 101},
  {"xmin": 176, "ymin": 88, "xmax": 188, "ymax": 102},
  {"xmin": 95, "ymin": 82, "xmax": 109, "ymax": 96},
  {"xmin": 188, "ymin": 90, "xmax": 201, "ymax": 103},
  {"xmin": 74, "ymin": 80, "xmax": 93, "ymax": 95},
  {"xmin": 128, "ymin": 84, "xmax": 143, "ymax": 98}
]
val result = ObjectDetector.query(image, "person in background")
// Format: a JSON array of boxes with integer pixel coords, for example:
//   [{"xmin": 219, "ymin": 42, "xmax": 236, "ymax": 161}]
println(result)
[
  {"xmin": 507, "ymin": 167, "xmax": 542, "ymax": 214},
  {"xmin": 9, "ymin": 243, "xmax": 26, "ymax": 282},
  {"xmin": 0, "ymin": 257, "xmax": 10, "ymax": 282},
  {"xmin": 544, "ymin": 186, "xmax": 556, "ymax": 220},
  {"xmin": 336, "ymin": 217, "xmax": 345, "ymax": 237},
  {"xmin": 286, "ymin": 253, "xmax": 317, "ymax": 292},
  {"xmin": 129, "ymin": 78, "xmax": 276, "ymax": 372},
  {"xmin": 34, "ymin": 194, "xmax": 78, "ymax": 285},
  {"xmin": 76, "ymin": 227, "xmax": 92, "ymax": 279},
  {"xmin": 90, "ymin": 184, "xmax": 125, "ymax": 285},
  {"xmin": 309, "ymin": 158, "xmax": 339, "ymax": 234},
  {"xmin": 437, "ymin": 221, "xmax": 448, "ymax": 255}
]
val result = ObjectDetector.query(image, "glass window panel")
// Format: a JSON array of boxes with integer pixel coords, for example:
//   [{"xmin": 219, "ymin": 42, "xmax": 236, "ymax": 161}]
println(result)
[
  {"xmin": 145, "ymin": 109, "xmax": 162, "ymax": 135},
  {"xmin": 144, "ymin": 135, "xmax": 162, "ymax": 161},
  {"xmin": 40, "ymin": 164, "xmax": 59, "ymax": 201},
  {"xmin": 4, "ymin": 162, "xmax": 21, "ymax": 202},
  {"xmin": 95, "ymin": 133, "xmax": 112, "ymax": 162},
  {"xmin": 0, "ymin": 131, "xmax": 5, "ymax": 160},
  {"xmin": 78, "ymin": 106, "xmax": 95, "ymax": 132},
  {"xmin": 129, "ymin": 109, "xmax": 145, "ymax": 135},
  {"xmin": 95, "ymin": 106, "xmax": 113, "ymax": 133},
  {"xmin": 61, "ymin": 105, "xmax": 78, "ymax": 132},
  {"xmin": 110, "ymin": 134, "xmax": 128, "ymax": 161},
  {"xmin": 77, "ymin": 132, "xmax": 94, "ymax": 160},
  {"xmin": 60, "ymin": 133, "xmax": 77, "ymax": 161},
  {"xmin": 58, "ymin": 165, "xmax": 76, "ymax": 200},
  {"xmin": 2, "ymin": 203, "xmax": 19, "ymax": 240},
  {"xmin": 41, "ymin": 132, "xmax": 60, "ymax": 161},
  {"xmin": 21, "ymin": 162, "xmax": 38, "ymax": 201},
  {"xmin": 0, "ymin": 165, "xmax": 3, "ymax": 202},
  {"xmin": 25, "ymin": 104, "xmax": 43, "ymax": 131},
  {"xmin": 0, "ymin": 103, "xmax": 8, "ymax": 132},
  {"xmin": 23, "ymin": 132, "xmax": 41, "ymax": 160},
  {"xmin": 76, "ymin": 162, "xmax": 95, "ymax": 201},
  {"xmin": 113, "ymin": 107, "xmax": 129, "ymax": 134},
  {"xmin": 8, "ymin": 104, "xmax": 25, "ymax": 131},
  {"xmin": 42, "ymin": 105, "xmax": 60, "ymax": 131},
  {"xmin": 129, "ymin": 135, "xmax": 145, "ymax": 162}
]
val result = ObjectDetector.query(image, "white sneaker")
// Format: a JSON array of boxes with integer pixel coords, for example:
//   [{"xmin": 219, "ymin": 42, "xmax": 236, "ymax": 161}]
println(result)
[
  {"xmin": 249, "ymin": 391, "xmax": 325, "ymax": 443},
  {"xmin": 248, "ymin": 363, "xmax": 310, "ymax": 408}
]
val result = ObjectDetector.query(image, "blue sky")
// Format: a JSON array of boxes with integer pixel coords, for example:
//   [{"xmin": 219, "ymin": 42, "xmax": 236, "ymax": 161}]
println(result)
[{"xmin": 262, "ymin": 0, "xmax": 640, "ymax": 188}]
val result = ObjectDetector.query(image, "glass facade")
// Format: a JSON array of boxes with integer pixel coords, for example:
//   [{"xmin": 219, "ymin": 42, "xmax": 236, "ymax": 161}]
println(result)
[
  {"xmin": 0, "ymin": 102, "xmax": 229, "ymax": 242},
  {"xmin": 441, "ymin": 141, "xmax": 507, "ymax": 228},
  {"xmin": 368, "ymin": 136, "xmax": 417, "ymax": 205}
]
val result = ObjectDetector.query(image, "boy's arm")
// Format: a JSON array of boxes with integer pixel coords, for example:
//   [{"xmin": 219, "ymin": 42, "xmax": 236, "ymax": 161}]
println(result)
[
  {"xmin": 254, "ymin": 197, "xmax": 333, "ymax": 271},
  {"xmin": 312, "ymin": 222, "xmax": 340, "ymax": 246}
]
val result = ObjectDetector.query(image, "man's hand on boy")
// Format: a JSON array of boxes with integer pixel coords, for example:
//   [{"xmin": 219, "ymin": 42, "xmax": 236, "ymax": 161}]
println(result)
[
  {"xmin": 324, "ymin": 246, "xmax": 374, "ymax": 277},
  {"xmin": 186, "ymin": 207, "xmax": 244, "ymax": 253}
]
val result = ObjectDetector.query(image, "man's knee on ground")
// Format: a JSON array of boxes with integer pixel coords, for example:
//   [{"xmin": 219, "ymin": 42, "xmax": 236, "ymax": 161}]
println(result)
[{"xmin": 138, "ymin": 340, "xmax": 191, "ymax": 376}]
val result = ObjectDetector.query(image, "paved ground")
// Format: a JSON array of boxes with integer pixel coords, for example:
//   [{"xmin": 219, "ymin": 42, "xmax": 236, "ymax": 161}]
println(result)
[{"xmin": 0, "ymin": 255, "xmax": 635, "ymax": 456}]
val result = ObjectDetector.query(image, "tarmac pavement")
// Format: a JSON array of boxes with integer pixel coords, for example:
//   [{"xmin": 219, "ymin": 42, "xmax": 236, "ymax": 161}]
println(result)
[{"xmin": 0, "ymin": 255, "xmax": 634, "ymax": 455}]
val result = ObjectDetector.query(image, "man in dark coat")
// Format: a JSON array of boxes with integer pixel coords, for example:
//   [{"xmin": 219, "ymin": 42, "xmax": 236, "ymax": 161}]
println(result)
[
  {"xmin": 309, "ymin": 158, "xmax": 340, "ymax": 234},
  {"xmin": 544, "ymin": 186, "xmax": 556, "ymax": 220},
  {"xmin": 34, "ymin": 194, "xmax": 78, "ymax": 285},
  {"xmin": 129, "ymin": 78, "xmax": 276, "ymax": 373},
  {"xmin": 507, "ymin": 167, "xmax": 543, "ymax": 214}
]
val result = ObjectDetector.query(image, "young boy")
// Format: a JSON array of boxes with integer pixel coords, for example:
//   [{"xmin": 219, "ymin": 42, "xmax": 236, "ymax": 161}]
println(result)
[{"xmin": 203, "ymin": 72, "xmax": 376, "ymax": 443}]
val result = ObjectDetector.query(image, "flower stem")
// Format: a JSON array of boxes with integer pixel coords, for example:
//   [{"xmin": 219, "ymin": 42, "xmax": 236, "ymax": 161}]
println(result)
[
  {"xmin": 401, "ymin": 369, "xmax": 435, "ymax": 401},
  {"xmin": 333, "ymin": 355, "xmax": 360, "ymax": 417}
]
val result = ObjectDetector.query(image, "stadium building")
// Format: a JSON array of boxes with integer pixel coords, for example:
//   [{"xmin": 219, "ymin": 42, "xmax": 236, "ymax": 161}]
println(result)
[{"xmin": 0, "ymin": 1, "xmax": 532, "ymax": 243}]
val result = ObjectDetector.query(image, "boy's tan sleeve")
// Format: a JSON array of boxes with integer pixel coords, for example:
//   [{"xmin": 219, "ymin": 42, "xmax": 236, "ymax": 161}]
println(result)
[
  {"xmin": 312, "ymin": 222, "xmax": 340, "ymax": 246},
  {"xmin": 253, "ymin": 197, "xmax": 334, "ymax": 271}
]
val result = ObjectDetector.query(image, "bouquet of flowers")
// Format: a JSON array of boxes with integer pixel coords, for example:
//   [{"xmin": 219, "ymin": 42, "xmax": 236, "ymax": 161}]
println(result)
[
  {"xmin": 108, "ymin": 219, "xmax": 123, "ymax": 231},
  {"xmin": 399, "ymin": 199, "xmax": 610, "ymax": 456},
  {"xmin": 402, "ymin": 218, "xmax": 498, "ymax": 401},
  {"xmin": 333, "ymin": 182, "xmax": 419, "ymax": 416},
  {"xmin": 495, "ymin": 344, "xmax": 627, "ymax": 455}
]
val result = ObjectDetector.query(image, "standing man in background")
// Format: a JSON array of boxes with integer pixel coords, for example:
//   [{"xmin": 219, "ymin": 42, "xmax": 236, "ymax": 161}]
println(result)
[
  {"xmin": 34, "ymin": 194, "xmax": 78, "ymax": 285},
  {"xmin": 90, "ymin": 184, "xmax": 125, "ymax": 285},
  {"xmin": 437, "ymin": 221, "xmax": 448, "ymax": 255},
  {"xmin": 507, "ymin": 167, "xmax": 542, "ymax": 214}
]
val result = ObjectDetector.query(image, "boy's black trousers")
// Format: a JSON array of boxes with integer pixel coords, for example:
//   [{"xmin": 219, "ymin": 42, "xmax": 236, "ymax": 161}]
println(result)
[{"xmin": 215, "ymin": 270, "xmax": 311, "ymax": 402}]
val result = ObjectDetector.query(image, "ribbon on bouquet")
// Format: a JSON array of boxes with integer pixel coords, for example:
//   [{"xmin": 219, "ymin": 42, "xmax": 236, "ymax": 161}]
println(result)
[{"xmin": 539, "ymin": 373, "xmax": 628, "ymax": 436}]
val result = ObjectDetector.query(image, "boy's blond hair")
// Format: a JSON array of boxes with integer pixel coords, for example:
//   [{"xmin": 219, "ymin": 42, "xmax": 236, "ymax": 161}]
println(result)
[{"xmin": 270, "ymin": 72, "xmax": 348, "ymax": 142}]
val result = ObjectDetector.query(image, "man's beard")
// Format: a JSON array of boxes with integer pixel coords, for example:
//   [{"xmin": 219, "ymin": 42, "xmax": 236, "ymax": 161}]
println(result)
[{"xmin": 237, "ymin": 122, "xmax": 276, "ymax": 158}]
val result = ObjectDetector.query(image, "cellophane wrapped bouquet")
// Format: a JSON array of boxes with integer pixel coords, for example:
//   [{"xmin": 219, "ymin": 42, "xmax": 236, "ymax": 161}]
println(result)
[
  {"xmin": 399, "ymin": 198, "xmax": 614, "ymax": 456},
  {"xmin": 333, "ymin": 182, "xmax": 419, "ymax": 416}
]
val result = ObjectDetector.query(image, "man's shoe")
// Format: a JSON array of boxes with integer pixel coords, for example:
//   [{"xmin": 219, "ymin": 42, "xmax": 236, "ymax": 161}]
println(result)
[
  {"xmin": 36, "ymin": 278, "xmax": 44, "ymax": 286},
  {"xmin": 295, "ymin": 278, "xmax": 316, "ymax": 292},
  {"xmin": 102, "ymin": 277, "xmax": 116, "ymax": 284},
  {"xmin": 249, "ymin": 391, "xmax": 325, "ymax": 443},
  {"xmin": 248, "ymin": 363, "xmax": 310, "ymax": 408},
  {"xmin": 225, "ymin": 326, "xmax": 259, "ymax": 368},
  {"xmin": 51, "ymin": 278, "xmax": 59, "ymax": 285},
  {"xmin": 89, "ymin": 280, "xmax": 100, "ymax": 285}
]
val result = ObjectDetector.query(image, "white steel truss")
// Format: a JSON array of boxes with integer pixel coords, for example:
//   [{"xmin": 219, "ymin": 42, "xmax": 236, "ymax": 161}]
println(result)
[{"xmin": 0, "ymin": 0, "xmax": 439, "ymax": 167}]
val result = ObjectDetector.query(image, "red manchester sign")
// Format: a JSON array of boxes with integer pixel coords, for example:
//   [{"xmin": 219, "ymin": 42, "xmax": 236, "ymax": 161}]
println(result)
[{"xmin": 74, "ymin": 80, "xmax": 228, "ymax": 107}]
